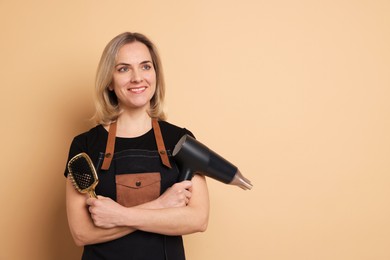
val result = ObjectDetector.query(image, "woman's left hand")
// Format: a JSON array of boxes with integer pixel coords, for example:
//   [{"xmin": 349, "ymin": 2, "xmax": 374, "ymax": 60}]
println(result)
[{"xmin": 86, "ymin": 196, "xmax": 125, "ymax": 228}]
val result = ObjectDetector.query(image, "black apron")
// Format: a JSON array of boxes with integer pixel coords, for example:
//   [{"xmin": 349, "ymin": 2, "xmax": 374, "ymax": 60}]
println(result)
[{"xmin": 82, "ymin": 118, "xmax": 185, "ymax": 260}]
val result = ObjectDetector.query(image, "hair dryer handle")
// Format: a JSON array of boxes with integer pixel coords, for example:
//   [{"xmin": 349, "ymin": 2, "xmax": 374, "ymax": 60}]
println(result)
[{"xmin": 179, "ymin": 167, "xmax": 194, "ymax": 181}]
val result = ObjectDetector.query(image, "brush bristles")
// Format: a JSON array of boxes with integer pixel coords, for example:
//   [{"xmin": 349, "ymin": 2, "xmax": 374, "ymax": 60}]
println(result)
[
  {"xmin": 67, "ymin": 153, "xmax": 98, "ymax": 193},
  {"xmin": 69, "ymin": 173, "xmax": 83, "ymax": 192}
]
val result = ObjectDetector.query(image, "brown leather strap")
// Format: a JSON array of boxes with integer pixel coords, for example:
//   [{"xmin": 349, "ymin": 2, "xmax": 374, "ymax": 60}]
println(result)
[
  {"xmin": 101, "ymin": 121, "xmax": 117, "ymax": 170},
  {"xmin": 152, "ymin": 118, "xmax": 172, "ymax": 168},
  {"xmin": 101, "ymin": 119, "xmax": 171, "ymax": 170}
]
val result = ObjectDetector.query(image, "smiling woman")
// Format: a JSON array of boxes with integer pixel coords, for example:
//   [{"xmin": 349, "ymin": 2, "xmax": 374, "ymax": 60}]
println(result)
[
  {"xmin": 93, "ymin": 32, "xmax": 167, "ymax": 126},
  {"xmin": 64, "ymin": 32, "xmax": 209, "ymax": 260},
  {"xmin": 110, "ymin": 42, "xmax": 157, "ymax": 113}
]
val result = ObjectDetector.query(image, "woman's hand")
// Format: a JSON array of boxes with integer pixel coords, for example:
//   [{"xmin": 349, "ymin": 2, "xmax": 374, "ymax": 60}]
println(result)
[
  {"xmin": 84, "ymin": 179, "xmax": 203, "ymax": 236},
  {"xmin": 66, "ymin": 177, "xmax": 136, "ymax": 246},
  {"xmin": 86, "ymin": 196, "xmax": 126, "ymax": 228},
  {"xmin": 155, "ymin": 180, "xmax": 193, "ymax": 209},
  {"xmin": 85, "ymin": 181, "xmax": 192, "ymax": 228}
]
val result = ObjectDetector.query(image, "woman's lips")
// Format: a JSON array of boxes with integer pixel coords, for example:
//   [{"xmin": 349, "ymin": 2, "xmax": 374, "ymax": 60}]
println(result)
[{"xmin": 128, "ymin": 86, "xmax": 146, "ymax": 94}]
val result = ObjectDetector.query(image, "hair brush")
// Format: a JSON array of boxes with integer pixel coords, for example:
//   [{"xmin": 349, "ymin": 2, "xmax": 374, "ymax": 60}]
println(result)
[{"xmin": 67, "ymin": 153, "xmax": 99, "ymax": 198}]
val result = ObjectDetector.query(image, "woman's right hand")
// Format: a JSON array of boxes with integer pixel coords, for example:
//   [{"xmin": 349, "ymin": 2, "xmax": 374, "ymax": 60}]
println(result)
[
  {"xmin": 155, "ymin": 180, "xmax": 193, "ymax": 208},
  {"xmin": 66, "ymin": 177, "xmax": 136, "ymax": 246}
]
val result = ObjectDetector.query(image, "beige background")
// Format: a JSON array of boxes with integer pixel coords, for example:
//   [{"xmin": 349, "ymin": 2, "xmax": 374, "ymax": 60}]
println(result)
[{"xmin": 1, "ymin": 0, "xmax": 389, "ymax": 259}]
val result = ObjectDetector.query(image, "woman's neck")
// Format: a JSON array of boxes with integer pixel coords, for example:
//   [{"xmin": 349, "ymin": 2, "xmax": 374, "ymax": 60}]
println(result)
[{"xmin": 115, "ymin": 111, "xmax": 152, "ymax": 138}]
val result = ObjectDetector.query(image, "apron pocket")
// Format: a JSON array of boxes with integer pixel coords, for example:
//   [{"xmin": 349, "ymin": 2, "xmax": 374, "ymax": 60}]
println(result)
[{"xmin": 116, "ymin": 172, "xmax": 161, "ymax": 207}]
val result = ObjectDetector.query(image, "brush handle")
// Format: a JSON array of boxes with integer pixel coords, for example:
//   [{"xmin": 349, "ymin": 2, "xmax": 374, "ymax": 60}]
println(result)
[{"xmin": 88, "ymin": 190, "xmax": 98, "ymax": 198}]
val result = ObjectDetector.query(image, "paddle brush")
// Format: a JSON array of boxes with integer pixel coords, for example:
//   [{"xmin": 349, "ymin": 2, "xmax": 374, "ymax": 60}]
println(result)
[{"xmin": 67, "ymin": 153, "xmax": 99, "ymax": 198}]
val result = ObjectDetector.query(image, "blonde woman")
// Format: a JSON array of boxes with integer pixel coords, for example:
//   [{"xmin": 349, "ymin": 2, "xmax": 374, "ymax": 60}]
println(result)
[{"xmin": 65, "ymin": 32, "xmax": 209, "ymax": 260}]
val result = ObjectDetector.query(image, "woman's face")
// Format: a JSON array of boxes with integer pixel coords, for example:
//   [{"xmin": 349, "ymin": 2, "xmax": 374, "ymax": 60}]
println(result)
[{"xmin": 110, "ymin": 41, "xmax": 156, "ymax": 112}]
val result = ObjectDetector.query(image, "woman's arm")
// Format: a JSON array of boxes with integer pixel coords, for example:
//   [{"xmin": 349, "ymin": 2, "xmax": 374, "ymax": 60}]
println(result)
[
  {"xmin": 66, "ymin": 175, "xmax": 204, "ymax": 245},
  {"xmin": 66, "ymin": 177, "xmax": 135, "ymax": 246},
  {"xmin": 129, "ymin": 174, "xmax": 209, "ymax": 235},
  {"xmin": 87, "ymin": 174, "xmax": 209, "ymax": 236}
]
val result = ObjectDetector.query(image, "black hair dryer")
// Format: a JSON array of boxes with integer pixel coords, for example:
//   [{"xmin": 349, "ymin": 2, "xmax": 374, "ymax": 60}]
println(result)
[{"xmin": 173, "ymin": 135, "xmax": 253, "ymax": 190}]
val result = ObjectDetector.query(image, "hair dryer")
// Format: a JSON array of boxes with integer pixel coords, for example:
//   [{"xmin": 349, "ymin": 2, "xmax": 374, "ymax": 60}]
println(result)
[{"xmin": 173, "ymin": 134, "xmax": 253, "ymax": 190}]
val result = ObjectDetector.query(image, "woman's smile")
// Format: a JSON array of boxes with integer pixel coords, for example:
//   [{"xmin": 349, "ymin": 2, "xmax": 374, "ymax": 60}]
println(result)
[{"xmin": 128, "ymin": 86, "xmax": 147, "ymax": 94}]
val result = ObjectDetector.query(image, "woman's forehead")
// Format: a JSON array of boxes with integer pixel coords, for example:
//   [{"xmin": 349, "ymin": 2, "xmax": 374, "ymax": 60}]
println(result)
[{"xmin": 116, "ymin": 42, "xmax": 152, "ymax": 64}]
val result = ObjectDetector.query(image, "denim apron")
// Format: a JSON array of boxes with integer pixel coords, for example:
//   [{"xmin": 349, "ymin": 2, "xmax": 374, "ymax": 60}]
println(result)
[{"xmin": 83, "ymin": 118, "xmax": 185, "ymax": 260}]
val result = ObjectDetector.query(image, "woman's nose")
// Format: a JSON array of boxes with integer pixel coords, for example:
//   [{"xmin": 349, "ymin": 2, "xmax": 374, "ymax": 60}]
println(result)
[{"xmin": 130, "ymin": 70, "xmax": 142, "ymax": 83}]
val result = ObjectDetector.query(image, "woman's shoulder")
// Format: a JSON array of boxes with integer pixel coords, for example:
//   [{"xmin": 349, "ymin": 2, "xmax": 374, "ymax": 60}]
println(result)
[
  {"xmin": 72, "ymin": 124, "xmax": 107, "ymax": 146},
  {"xmin": 158, "ymin": 120, "xmax": 195, "ymax": 148},
  {"xmin": 65, "ymin": 125, "xmax": 107, "ymax": 177},
  {"xmin": 159, "ymin": 120, "xmax": 194, "ymax": 136}
]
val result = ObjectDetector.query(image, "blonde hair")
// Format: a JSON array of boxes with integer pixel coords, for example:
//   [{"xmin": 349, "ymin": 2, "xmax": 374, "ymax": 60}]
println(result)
[{"xmin": 92, "ymin": 32, "xmax": 167, "ymax": 125}]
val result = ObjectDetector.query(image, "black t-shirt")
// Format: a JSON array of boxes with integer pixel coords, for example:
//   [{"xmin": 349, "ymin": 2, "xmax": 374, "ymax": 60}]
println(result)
[
  {"xmin": 65, "ymin": 120, "xmax": 193, "ymax": 260},
  {"xmin": 65, "ymin": 120, "xmax": 193, "ymax": 176}
]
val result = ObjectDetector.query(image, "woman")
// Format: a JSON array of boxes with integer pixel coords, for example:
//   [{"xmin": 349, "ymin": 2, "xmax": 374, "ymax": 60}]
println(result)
[{"xmin": 65, "ymin": 32, "xmax": 209, "ymax": 260}]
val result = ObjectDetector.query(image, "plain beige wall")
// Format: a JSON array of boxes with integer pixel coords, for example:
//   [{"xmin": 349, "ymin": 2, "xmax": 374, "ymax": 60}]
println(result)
[{"xmin": 1, "ymin": 0, "xmax": 389, "ymax": 259}]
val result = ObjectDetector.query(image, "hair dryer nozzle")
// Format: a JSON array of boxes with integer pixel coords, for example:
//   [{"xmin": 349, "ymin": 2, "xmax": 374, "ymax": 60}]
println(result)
[{"xmin": 230, "ymin": 169, "xmax": 253, "ymax": 190}]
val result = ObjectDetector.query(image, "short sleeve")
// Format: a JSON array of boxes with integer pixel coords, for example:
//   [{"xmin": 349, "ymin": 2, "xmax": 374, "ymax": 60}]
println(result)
[{"xmin": 63, "ymin": 135, "xmax": 87, "ymax": 177}]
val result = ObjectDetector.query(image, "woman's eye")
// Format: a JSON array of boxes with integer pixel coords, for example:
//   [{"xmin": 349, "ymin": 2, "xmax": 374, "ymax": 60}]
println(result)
[
  {"xmin": 142, "ymin": 64, "xmax": 152, "ymax": 70},
  {"xmin": 118, "ymin": 67, "xmax": 129, "ymax": 72}
]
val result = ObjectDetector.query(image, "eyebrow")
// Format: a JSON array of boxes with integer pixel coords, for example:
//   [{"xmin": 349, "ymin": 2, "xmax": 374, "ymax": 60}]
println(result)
[{"xmin": 115, "ymin": 60, "xmax": 152, "ymax": 67}]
